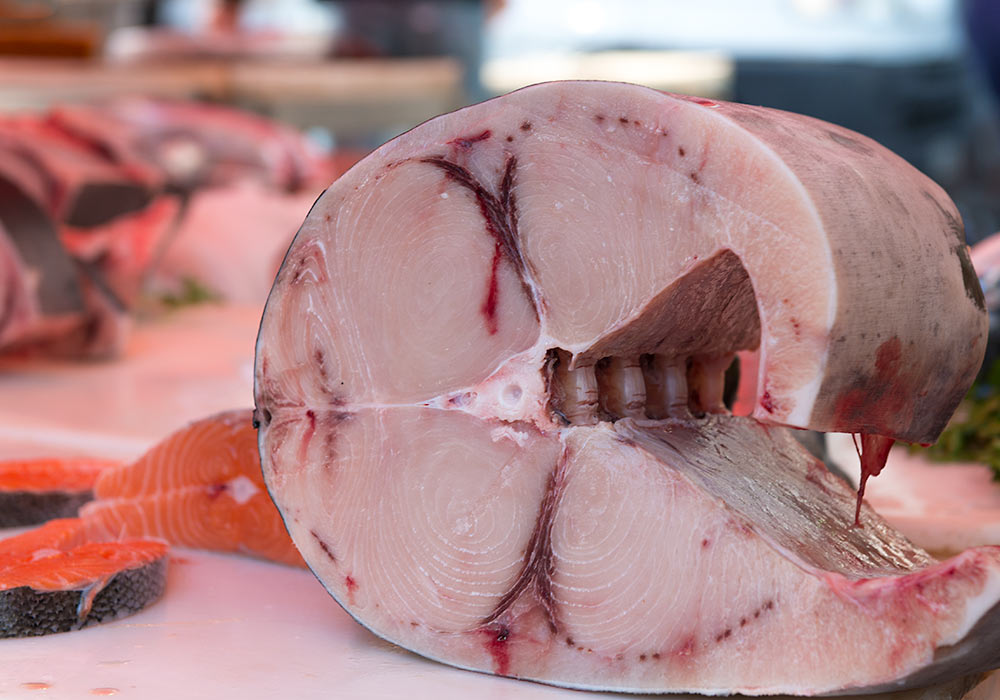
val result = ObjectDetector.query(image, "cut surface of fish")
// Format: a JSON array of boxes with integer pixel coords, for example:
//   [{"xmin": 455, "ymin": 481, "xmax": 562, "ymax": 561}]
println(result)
[
  {"xmin": 0, "ymin": 518, "xmax": 167, "ymax": 638},
  {"xmin": 0, "ymin": 457, "xmax": 120, "ymax": 527},
  {"xmin": 81, "ymin": 409, "xmax": 304, "ymax": 567},
  {"xmin": 254, "ymin": 82, "xmax": 995, "ymax": 695}
]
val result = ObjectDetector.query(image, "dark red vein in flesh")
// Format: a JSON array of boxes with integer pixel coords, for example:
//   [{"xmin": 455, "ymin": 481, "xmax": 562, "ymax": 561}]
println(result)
[
  {"xmin": 448, "ymin": 129, "xmax": 492, "ymax": 150},
  {"xmin": 482, "ymin": 450, "xmax": 566, "ymax": 633},
  {"xmin": 851, "ymin": 432, "xmax": 895, "ymax": 527},
  {"xmin": 420, "ymin": 155, "xmax": 537, "ymax": 332},
  {"xmin": 298, "ymin": 409, "xmax": 316, "ymax": 464},
  {"xmin": 482, "ymin": 241, "xmax": 502, "ymax": 334}
]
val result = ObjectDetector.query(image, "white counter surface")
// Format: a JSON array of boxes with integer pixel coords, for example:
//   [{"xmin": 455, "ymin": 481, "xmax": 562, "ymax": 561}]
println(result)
[{"xmin": 0, "ymin": 305, "xmax": 996, "ymax": 700}]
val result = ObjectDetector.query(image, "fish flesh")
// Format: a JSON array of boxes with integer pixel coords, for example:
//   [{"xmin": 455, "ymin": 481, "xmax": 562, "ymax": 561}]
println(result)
[
  {"xmin": 0, "ymin": 518, "xmax": 167, "ymax": 637},
  {"xmin": 49, "ymin": 97, "xmax": 323, "ymax": 193},
  {"xmin": 81, "ymin": 409, "xmax": 304, "ymax": 567},
  {"xmin": 0, "ymin": 457, "xmax": 120, "ymax": 528},
  {"xmin": 0, "ymin": 97, "xmax": 327, "ymax": 357},
  {"xmin": 148, "ymin": 183, "xmax": 319, "ymax": 305},
  {"xmin": 254, "ymin": 81, "xmax": 996, "ymax": 694},
  {"xmin": 0, "ymin": 163, "xmax": 91, "ymax": 355},
  {"xmin": 0, "ymin": 217, "xmax": 36, "ymax": 349},
  {"xmin": 0, "ymin": 125, "xmax": 149, "ymax": 359},
  {"xmin": 0, "ymin": 116, "xmax": 154, "ymax": 227}
]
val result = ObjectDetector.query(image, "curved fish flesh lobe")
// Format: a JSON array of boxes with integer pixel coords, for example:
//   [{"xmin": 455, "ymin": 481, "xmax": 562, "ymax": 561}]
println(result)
[{"xmin": 254, "ymin": 82, "xmax": 995, "ymax": 694}]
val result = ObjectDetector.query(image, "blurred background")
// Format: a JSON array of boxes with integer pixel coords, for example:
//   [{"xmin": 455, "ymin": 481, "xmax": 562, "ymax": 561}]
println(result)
[
  {"xmin": 2, "ymin": 0, "xmax": 1000, "ymax": 359},
  {"xmin": 0, "ymin": 0, "xmax": 997, "ymax": 230},
  {"xmin": 0, "ymin": 0, "xmax": 996, "ymax": 226}
]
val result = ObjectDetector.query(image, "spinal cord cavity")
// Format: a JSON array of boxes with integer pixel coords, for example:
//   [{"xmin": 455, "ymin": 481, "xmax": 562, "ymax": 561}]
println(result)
[{"xmin": 253, "ymin": 82, "xmax": 996, "ymax": 696}]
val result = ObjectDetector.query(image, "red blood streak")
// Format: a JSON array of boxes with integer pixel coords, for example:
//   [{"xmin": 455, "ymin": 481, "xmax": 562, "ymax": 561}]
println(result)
[
  {"xmin": 298, "ymin": 409, "xmax": 316, "ymax": 463},
  {"xmin": 691, "ymin": 98, "xmax": 717, "ymax": 106},
  {"xmin": 449, "ymin": 129, "xmax": 492, "ymax": 150},
  {"xmin": 481, "ymin": 241, "xmax": 502, "ymax": 335},
  {"xmin": 851, "ymin": 433, "xmax": 895, "ymax": 527},
  {"xmin": 482, "ymin": 625, "xmax": 511, "ymax": 675},
  {"xmin": 422, "ymin": 155, "xmax": 520, "ymax": 335},
  {"xmin": 759, "ymin": 391, "xmax": 776, "ymax": 413},
  {"xmin": 344, "ymin": 574, "xmax": 358, "ymax": 605}
]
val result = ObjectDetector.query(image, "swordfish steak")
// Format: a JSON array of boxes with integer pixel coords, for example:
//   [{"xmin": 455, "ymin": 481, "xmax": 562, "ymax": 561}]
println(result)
[{"xmin": 253, "ymin": 82, "xmax": 997, "ymax": 695}]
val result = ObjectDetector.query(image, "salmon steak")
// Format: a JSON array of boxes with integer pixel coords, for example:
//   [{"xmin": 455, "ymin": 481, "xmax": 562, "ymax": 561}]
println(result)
[
  {"xmin": 0, "ymin": 458, "xmax": 120, "ymax": 528},
  {"xmin": 81, "ymin": 410, "xmax": 304, "ymax": 567},
  {"xmin": 253, "ymin": 82, "xmax": 999, "ymax": 695},
  {"xmin": 0, "ymin": 518, "xmax": 167, "ymax": 637}
]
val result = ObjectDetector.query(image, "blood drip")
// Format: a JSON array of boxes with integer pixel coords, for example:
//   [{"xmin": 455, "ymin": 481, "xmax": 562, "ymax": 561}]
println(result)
[
  {"xmin": 851, "ymin": 433, "xmax": 895, "ymax": 527},
  {"xmin": 483, "ymin": 625, "xmax": 511, "ymax": 675}
]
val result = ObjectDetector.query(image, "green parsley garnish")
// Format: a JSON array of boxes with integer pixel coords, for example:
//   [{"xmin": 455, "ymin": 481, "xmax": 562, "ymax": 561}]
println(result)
[
  {"xmin": 160, "ymin": 277, "xmax": 221, "ymax": 309},
  {"xmin": 913, "ymin": 359, "xmax": 1000, "ymax": 480}
]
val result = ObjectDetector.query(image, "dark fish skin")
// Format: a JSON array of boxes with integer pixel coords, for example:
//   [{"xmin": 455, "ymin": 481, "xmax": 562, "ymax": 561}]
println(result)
[
  {"xmin": 0, "ymin": 490, "xmax": 95, "ymax": 528},
  {"xmin": 0, "ymin": 557, "xmax": 167, "ymax": 638}
]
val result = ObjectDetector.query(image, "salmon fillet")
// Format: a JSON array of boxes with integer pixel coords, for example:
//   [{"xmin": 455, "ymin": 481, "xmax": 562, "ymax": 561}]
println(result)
[
  {"xmin": 0, "ymin": 457, "xmax": 120, "ymax": 527},
  {"xmin": 0, "ymin": 517, "xmax": 167, "ymax": 637},
  {"xmin": 81, "ymin": 409, "xmax": 304, "ymax": 567}
]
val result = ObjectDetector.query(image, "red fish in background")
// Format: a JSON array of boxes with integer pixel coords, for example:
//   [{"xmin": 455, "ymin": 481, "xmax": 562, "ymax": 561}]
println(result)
[{"xmin": 0, "ymin": 97, "xmax": 334, "ymax": 358}]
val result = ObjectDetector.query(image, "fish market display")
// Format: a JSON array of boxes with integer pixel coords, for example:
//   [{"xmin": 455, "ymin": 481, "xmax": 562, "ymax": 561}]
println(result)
[
  {"xmin": 0, "ymin": 517, "xmax": 167, "ymax": 638},
  {"xmin": 81, "ymin": 410, "xmax": 304, "ymax": 567},
  {"xmin": 0, "ymin": 98, "xmax": 326, "ymax": 358},
  {"xmin": 0, "ymin": 117, "xmax": 155, "ymax": 225},
  {"xmin": 0, "ymin": 457, "xmax": 120, "ymax": 528},
  {"xmin": 149, "ymin": 184, "xmax": 321, "ymax": 305},
  {"xmin": 0, "ymin": 152, "xmax": 123, "ymax": 357},
  {"xmin": 50, "ymin": 97, "xmax": 321, "ymax": 193},
  {"xmin": 254, "ymin": 81, "xmax": 997, "ymax": 695}
]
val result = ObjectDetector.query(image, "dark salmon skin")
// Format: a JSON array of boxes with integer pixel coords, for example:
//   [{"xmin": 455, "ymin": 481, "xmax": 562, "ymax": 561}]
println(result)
[
  {"xmin": 0, "ymin": 458, "xmax": 120, "ymax": 528},
  {"xmin": 0, "ymin": 517, "xmax": 167, "ymax": 637}
]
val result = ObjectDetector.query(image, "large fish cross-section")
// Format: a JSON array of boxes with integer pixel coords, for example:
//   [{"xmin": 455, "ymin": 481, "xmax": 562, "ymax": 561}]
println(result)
[{"xmin": 254, "ymin": 82, "xmax": 997, "ymax": 696}]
